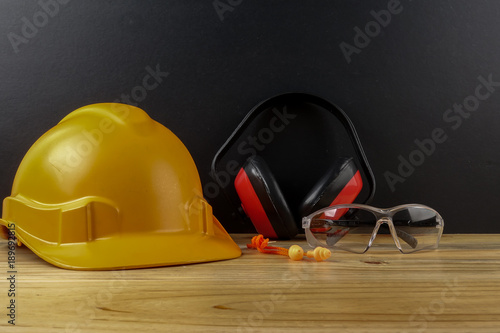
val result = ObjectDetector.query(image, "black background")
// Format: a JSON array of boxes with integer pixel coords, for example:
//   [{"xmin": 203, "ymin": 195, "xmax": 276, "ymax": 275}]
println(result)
[{"xmin": 1, "ymin": 0, "xmax": 500, "ymax": 233}]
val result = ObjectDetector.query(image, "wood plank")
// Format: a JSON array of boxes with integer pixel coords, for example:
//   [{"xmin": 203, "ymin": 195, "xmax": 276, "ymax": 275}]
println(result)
[{"xmin": 1, "ymin": 234, "xmax": 500, "ymax": 332}]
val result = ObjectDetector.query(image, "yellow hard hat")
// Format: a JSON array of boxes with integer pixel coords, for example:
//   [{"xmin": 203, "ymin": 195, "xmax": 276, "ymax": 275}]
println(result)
[{"xmin": 0, "ymin": 103, "xmax": 241, "ymax": 270}]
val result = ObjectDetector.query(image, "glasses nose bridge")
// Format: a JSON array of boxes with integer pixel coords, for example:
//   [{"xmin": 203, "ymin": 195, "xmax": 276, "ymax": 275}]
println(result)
[
  {"xmin": 377, "ymin": 216, "xmax": 392, "ymax": 225},
  {"xmin": 376, "ymin": 216, "xmax": 405, "ymax": 251},
  {"xmin": 366, "ymin": 216, "xmax": 388, "ymax": 249},
  {"xmin": 367, "ymin": 216, "xmax": 395, "ymax": 248}
]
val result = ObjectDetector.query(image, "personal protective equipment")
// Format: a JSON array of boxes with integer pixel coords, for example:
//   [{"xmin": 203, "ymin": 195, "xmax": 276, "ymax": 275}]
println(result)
[
  {"xmin": 302, "ymin": 203, "xmax": 444, "ymax": 254},
  {"xmin": 212, "ymin": 93, "xmax": 375, "ymax": 239},
  {"xmin": 0, "ymin": 103, "xmax": 241, "ymax": 270},
  {"xmin": 235, "ymin": 155, "xmax": 362, "ymax": 239}
]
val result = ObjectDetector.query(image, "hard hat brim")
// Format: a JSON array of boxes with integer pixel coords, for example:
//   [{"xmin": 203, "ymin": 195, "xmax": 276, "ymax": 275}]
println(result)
[{"xmin": 1, "ymin": 217, "xmax": 241, "ymax": 270}]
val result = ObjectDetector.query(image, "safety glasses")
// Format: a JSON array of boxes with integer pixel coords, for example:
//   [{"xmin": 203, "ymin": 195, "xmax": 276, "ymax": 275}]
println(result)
[{"xmin": 302, "ymin": 204, "xmax": 444, "ymax": 254}]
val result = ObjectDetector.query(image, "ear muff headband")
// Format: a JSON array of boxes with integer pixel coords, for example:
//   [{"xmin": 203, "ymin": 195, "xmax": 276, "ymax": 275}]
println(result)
[{"xmin": 211, "ymin": 93, "xmax": 375, "ymax": 205}]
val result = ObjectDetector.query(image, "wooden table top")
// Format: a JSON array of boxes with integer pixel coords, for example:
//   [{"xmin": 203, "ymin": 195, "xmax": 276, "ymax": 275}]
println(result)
[{"xmin": 1, "ymin": 234, "xmax": 499, "ymax": 332}]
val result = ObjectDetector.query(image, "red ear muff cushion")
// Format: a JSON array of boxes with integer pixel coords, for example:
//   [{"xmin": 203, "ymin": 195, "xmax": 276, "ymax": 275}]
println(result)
[
  {"xmin": 300, "ymin": 157, "xmax": 363, "ymax": 216},
  {"xmin": 234, "ymin": 168, "xmax": 278, "ymax": 238},
  {"xmin": 234, "ymin": 156, "xmax": 298, "ymax": 239}
]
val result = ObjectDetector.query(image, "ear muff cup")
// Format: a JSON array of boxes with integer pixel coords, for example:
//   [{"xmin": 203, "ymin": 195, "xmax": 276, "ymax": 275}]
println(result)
[
  {"xmin": 300, "ymin": 157, "xmax": 363, "ymax": 217},
  {"xmin": 234, "ymin": 156, "xmax": 298, "ymax": 239}
]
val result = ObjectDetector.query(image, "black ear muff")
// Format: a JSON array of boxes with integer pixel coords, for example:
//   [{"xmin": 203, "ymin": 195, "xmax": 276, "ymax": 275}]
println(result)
[
  {"xmin": 300, "ymin": 157, "xmax": 363, "ymax": 216},
  {"xmin": 234, "ymin": 156, "xmax": 298, "ymax": 239}
]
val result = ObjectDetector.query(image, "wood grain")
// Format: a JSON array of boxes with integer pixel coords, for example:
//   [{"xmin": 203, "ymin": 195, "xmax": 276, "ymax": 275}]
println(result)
[{"xmin": 1, "ymin": 234, "xmax": 500, "ymax": 332}]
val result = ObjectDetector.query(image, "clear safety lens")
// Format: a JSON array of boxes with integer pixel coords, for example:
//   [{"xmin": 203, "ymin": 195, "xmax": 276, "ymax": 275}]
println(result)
[
  {"xmin": 392, "ymin": 207, "xmax": 442, "ymax": 253},
  {"xmin": 308, "ymin": 208, "xmax": 377, "ymax": 253},
  {"xmin": 307, "ymin": 206, "xmax": 443, "ymax": 253}
]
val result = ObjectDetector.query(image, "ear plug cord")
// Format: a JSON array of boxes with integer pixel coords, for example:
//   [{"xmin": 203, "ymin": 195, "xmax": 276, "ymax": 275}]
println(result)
[{"xmin": 247, "ymin": 234, "xmax": 331, "ymax": 262}]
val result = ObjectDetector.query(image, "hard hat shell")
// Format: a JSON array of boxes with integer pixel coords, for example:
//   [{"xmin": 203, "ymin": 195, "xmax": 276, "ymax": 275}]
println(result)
[{"xmin": 0, "ymin": 103, "xmax": 241, "ymax": 270}]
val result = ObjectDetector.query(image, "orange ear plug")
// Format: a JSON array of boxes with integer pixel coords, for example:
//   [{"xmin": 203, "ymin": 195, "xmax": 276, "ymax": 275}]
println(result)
[
  {"xmin": 307, "ymin": 247, "xmax": 331, "ymax": 261},
  {"xmin": 288, "ymin": 245, "xmax": 304, "ymax": 260},
  {"xmin": 247, "ymin": 235, "xmax": 331, "ymax": 262},
  {"xmin": 289, "ymin": 245, "xmax": 331, "ymax": 262}
]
